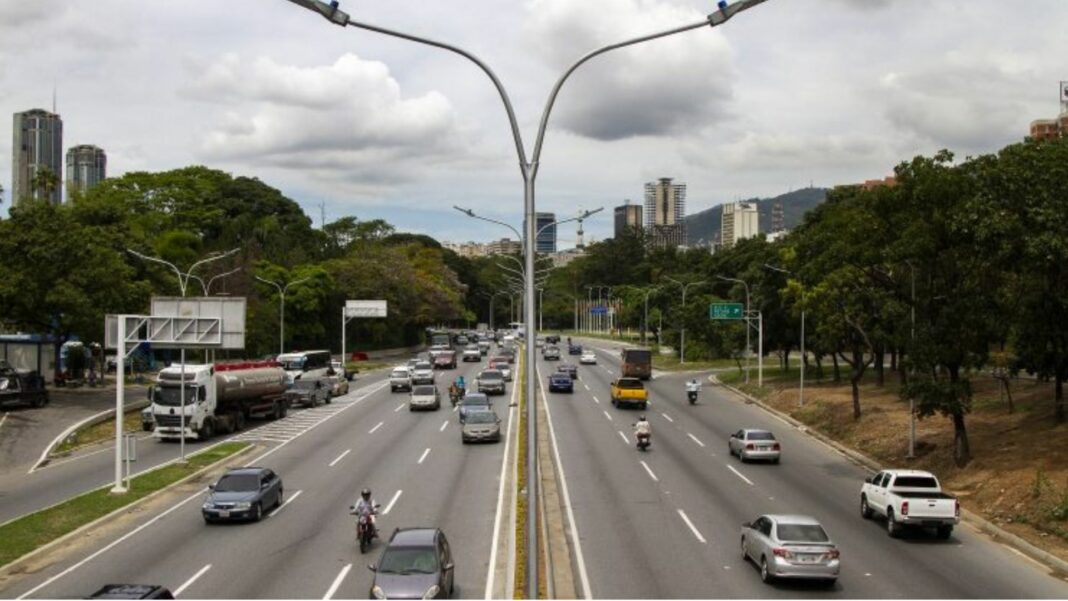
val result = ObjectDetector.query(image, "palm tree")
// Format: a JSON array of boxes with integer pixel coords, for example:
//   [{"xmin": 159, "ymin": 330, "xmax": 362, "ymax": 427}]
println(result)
[{"xmin": 30, "ymin": 167, "xmax": 60, "ymax": 201}]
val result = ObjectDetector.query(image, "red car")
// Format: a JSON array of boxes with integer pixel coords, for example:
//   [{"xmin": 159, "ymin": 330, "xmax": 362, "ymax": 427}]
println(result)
[{"xmin": 433, "ymin": 350, "xmax": 457, "ymax": 369}]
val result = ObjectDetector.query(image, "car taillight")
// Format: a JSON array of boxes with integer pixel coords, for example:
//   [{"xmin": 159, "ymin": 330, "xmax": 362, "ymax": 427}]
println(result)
[
  {"xmin": 827, "ymin": 549, "xmax": 840, "ymax": 560},
  {"xmin": 955, "ymin": 500, "xmax": 960, "ymax": 518},
  {"xmin": 746, "ymin": 443, "xmax": 755, "ymax": 450},
  {"xmin": 771, "ymin": 443, "xmax": 780, "ymax": 451},
  {"xmin": 772, "ymin": 548, "xmax": 793, "ymax": 559},
  {"xmin": 901, "ymin": 501, "xmax": 909, "ymax": 516}
]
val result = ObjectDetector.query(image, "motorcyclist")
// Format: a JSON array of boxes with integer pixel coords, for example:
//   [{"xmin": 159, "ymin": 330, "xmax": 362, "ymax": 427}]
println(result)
[
  {"xmin": 351, "ymin": 488, "xmax": 378, "ymax": 537},
  {"xmin": 686, "ymin": 378, "xmax": 701, "ymax": 393},
  {"xmin": 634, "ymin": 415, "xmax": 652, "ymax": 438},
  {"xmin": 456, "ymin": 375, "xmax": 466, "ymax": 395}
]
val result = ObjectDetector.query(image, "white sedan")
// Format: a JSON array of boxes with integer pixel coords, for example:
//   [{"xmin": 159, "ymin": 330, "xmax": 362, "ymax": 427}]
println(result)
[{"xmin": 579, "ymin": 351, "xmax": 597, "ymax": 365}]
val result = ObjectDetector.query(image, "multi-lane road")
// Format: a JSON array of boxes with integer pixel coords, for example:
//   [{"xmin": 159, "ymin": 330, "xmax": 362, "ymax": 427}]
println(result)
[{"xmin": 1, "ymin": 337, "xmax": 1067, "ymax": 599}]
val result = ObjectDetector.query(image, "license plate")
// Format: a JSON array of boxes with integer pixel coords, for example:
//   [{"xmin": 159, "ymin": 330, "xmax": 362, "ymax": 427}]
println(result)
[
  {"xmin": 797, "ymin": 555, "xmax": 818, "ymax": 563},
  {"xmin": 760, "ymin": 445, "xmax": 770, "ymax": 450},
  {"xmin": 218, "ymin": 510, "xmax": 230, "ymax": 518}
]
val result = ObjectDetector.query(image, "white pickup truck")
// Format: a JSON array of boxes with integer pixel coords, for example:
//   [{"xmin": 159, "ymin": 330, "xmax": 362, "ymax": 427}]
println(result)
[{"xmin": 860, "ymin": 469, "xmax": 959, "ymax": 539}]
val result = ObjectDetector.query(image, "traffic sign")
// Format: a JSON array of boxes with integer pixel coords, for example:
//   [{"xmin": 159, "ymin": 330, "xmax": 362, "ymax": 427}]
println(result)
[
  {"xmin": 590, "ymin": 305, "xmax": 608, "ymax": 315},
  {"xmin": 710, "ymin": 303, "xmax": 744, "ymax": 320}
]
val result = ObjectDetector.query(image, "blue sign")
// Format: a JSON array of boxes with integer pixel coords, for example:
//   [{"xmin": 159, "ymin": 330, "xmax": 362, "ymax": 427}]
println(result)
[{"xmin": 590, "ymin": 306, "xmax": 608, "ymax": 315}]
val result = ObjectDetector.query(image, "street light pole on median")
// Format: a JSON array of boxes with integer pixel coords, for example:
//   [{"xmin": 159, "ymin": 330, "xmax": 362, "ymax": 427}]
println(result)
[
  {"xmin": 717, "ymin": 275, "xmax": 756, "ymax": 385},
  {"xmin": 663, "ymin": 277, "xmax": 706, "ymax": 365},
  {"xmin": 254, "ymin": 276, "xmax": 311, "ymax": 356}
]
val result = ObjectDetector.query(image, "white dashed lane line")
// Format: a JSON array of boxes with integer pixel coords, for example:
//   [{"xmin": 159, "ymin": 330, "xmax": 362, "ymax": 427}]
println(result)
[
  {"xmin": 382, "ymin": 490, "xmax": 403, "ymax": 515},
  {"xmin": 618, "ymin": 431, "xmax": 629, "ymax": 445},
  {"xmin": 369, "ymin": 422, "xmax": 384, "ymax": 434},
  {"xmin": 602, "ymin": 410, "xmax": 613, "ymax": 422},
  {"xmin": 661, "ymin": 413, "xmax": 674, "ymax": 423},
  {"xmin": 727, "ymin": 465, "xmax": 754, "ymax": 486},
  {"xmin": 687, "ymin": 433, "xmax": 706, "ymax": 448},
  {"xmin": 440, "ymin": 421, "xmax": 448, "ymax": 432},
  {"xmin": 591, "ymin": 396, "xmax": 600, "ymax": 404},
  {"xmin": 328, "ymin": 449, "xmax": 350, "ymax": 467},
  {"xmin": 322, "ymin": 564, "xmax": 351, "ymax": 600},
  {"xmin": 640, "ymin": 460, "xmax": 659, "ymax": 482},
  {"xmin": 395, "ymin": 403, "xmax": 405, "ymax": 412},
  {"xmin": 173, "ymin": 564, "xmax": 211, "ymax": 598},
  {"xmin": 418, "ymin": 448, "xmax": 431, "ymax": 465},
  {"xmin": 268, "ymin": 490, "xmax": 303, "ymax": 518},
  {"xmin": 677, "ymin": 509, "xmax": 707, "ymax": 544}
]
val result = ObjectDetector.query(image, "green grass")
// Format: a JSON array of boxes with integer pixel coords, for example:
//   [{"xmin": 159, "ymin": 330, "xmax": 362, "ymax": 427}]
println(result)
[
  {"xmin": 652, "ymin": 355, "xmax": 739, "ymax": 371},
  {"xmin": 54, "ymin": 411, "xmax": 144, "ymax": 456},
  {"xmin": 346, "ymin": 361, "xmax": 392, "ymax": 373},
  {"xmin": 0, "ymin": 441, "xmax": 250, "ymax": 568}
]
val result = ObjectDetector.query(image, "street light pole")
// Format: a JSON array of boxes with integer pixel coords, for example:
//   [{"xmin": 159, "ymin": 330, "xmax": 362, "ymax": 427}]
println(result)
[
  {"xmin": 764, "ymin": 263, "xmax": 805, "ymax": 406},
  {"xmin": 717, "ymin": 275, "xmax": 754, "ymax": 384},
  {"xmin": 664, "ymin": 277, "xmax": 706, "ymax": 364},
  {"xmin": 282, "ymin": 3, "xmax": 772, "ymax": 595},
  {"xmin": 255, "ymin": 276, "xmax": 311, "ymax": 355}
]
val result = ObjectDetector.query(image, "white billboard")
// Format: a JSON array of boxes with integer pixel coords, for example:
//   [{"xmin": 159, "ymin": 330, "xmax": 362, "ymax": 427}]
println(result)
[
  {"xmin": 345, "ymin": 300, "xmax": 387, "ymax": 318},
  {"xmin": 149, "ymin": 296, "xmax": 247, "ymax": 349}
]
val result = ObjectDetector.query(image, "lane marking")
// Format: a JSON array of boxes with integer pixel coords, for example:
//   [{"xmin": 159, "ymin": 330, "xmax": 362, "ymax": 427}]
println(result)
[
  {"xmin": 173, "ymin": 563, "xmax": 211, "ymax": 598},
  {"xmin": 328, "ymin": 449, "xmax": 351, "ymax": 467},
  {"xmin": 382, "ymin": 490, "xmax": 402, "ymax": 515},
  {"xmin": 640, "ymin": 460, "xmax": 659, "ymax": 482},
  {"xmin": 369, "ymin": 422, "xmax": 384, "ymax": 434},
  {"xmin": 453, "ymin": 405, "xmax": 459, "ymax": 412},
  {"xmin": 727, "ymin": 465, "xmax": 754, "ymax": 486},
  {"xmin": 395, "ymin": 403, "xmax": 405, "ymax": 412},
  {"xmin": 687, "ymin": 433, "xmax": 706, "ymax": 448},
  {"xmin": 268, "ymin": 490, "xmax": 303, "ymax": 518},
  {"xmin": 440, "ymin": 421, "xmax": 449, "ymax": 432},
  {"xmin": 583, "ymin": 384, "xmax": 590, "ymax": 391},
  {"xmin": 661, "ymin": 412, "xmax": 674, "ymax": 423},
  {"xmin": 0, "ymin": 413, "xmax": 7, "ymax": 433},
  {"xmin": 602, "ymin": 410, "xmax": 613, "ymax": 421},
  {"xmin": 323, "ymin": 563, "xmax": 351, "ymax": 600},
  {"xmin": 618, "ymin": 431, "xmax": 629, "ymax": 445},
  {"xmin": 591, "ymin": 395, "xmax": 600, "ymax": 404},
  {"xmin": 677, "ymin": 509, "xmax": 707, "ymax": 544},
  {"xmin": 418, "ymin": 448, "xmax": 431, "ymax": 465}
]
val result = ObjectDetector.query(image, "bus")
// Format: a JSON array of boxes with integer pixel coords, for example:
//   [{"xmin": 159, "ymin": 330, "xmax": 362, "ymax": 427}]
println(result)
[
  {"xmin": 276, "ymin": 350, "xmax": 332, "ymax": 385},
  {"xmin": 620, "ymin": 348, "xmax": 652, "ymax": 380}
]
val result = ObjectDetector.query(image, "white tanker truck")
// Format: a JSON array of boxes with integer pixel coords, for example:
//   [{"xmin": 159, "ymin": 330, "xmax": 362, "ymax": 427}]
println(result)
[{"xmin": 149, "ymin": 361, "xmax": 290, "ymax": 441}]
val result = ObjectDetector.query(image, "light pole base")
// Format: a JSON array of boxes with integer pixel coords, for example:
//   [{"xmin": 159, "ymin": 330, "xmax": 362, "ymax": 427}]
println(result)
[{"xmin": 110, "ymin": 486, "xmax": 129, "ymax": 495}]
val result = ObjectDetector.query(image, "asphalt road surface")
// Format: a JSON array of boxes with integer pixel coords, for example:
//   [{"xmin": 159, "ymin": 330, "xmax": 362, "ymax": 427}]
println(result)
[
  {"xmin": 539, "ymin": 339, "xmax": 1068, "ymax": 598},
  {"xmin": 1, "ymin": 353, "xmax": 514, "ymax": 599}
]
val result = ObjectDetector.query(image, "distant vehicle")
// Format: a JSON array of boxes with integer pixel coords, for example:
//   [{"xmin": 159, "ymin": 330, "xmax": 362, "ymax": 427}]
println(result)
[
  {"xmin": 410, "ymin": 384, "xmax": 441, "ymax": 411},
  {"xmin": 202, "ymin": 467, "xmax": 283, "ymax": 523},
  {"xmin": 390, "ymin": 367, "xmax": 413, "ymax": 392},
  {"xmin": 620, "ymin": 348, "xmax": 652, "ymax": 380},
  {"xmin": 149, "ymin": 361, "xmax": 289, "ymax": 441},
  {"xmin": 456, "ymin": 335, "xmax": 469, "ymax": 346},
  {"xmin": 141, "ymin": 407, "xmax": 155, "ymax": 432},
  {"xmin": 429, "ymin": 331, "xmax": 452, "ymax": 348},
  {"xmin": 477, "ymin": 369, "xmax": 506, "ymax": 395},
  {"xmin": 462, "ymin": 345, "xmax": 481, "ymax": 362},
  {"xmin": 411, "ymin": 362, "xmax": 435, "ymax": 385},
  {"xmin": 610, "ymin": 377, "xmax": 647, "ymax": 409},
  {"xmin": 556, "ymin": 363, "xmax": 578, "ymax": 379},
  {"xmin": 568, "ymin": 344, "xmax": 582, "ymax": 355},
  {"xmin": 488, "ymin": 358, "xmax": 512, "ymax": 382},
  {"xmin": 88, "ymin": 584, "xmax": 175, "ymax": 599},
  {"xmin": 458, "ymin": 393, "xmax": 491, "ymax": 423},
  {"xmin": 433, "ymin": 350, "xmax": 457, "ymax": 370},
  {"xmin": 407, "ymin": 358, "xmax": 420, "ymax": 370},
  {"xmin": 542, "ymin": 346, "xmax": 560, "ymax": 361},
  {"xmin": 331, "ymin": 359, "xmax": 355, "ymax": 382},
  {"xmin": 579, "ymin": 351, "xmax": 597, "ymax": 365},
  {"xmin": 545, "ymin": 334, "xmax": 560, "ymax": 344},
  {"xmin": 729, "ymin": 429, "xmax": 781, "ymax": 463},
  {"xmin": 477, "ymin": 340, "xmax": 490, "ymax": 355},
  {"xmin": 428, "ymin": 344, "xmax": 453, "ymax": 361},
  {"xmin": 0, "ymin": 365, "xmax": 48, "ymax": 409},
  {"xmin": 860, "ymin": 469, "xmax": 959, "ymax": 539},
  {"xmin": 498, "ymin": 347, "xmax": 516, "ymax": 363},
  {"xmin": 462, "ymin": 408, "xmax": 502, "ymax": 443},
  {"xmin": 369, "ymin": 527, "xmax": 454, "ymax": 600},
  {"xmin": 548, "ymin": 372, "xmax": 573, "ymax": 393},
  {"xmin": 276, "ymin": 350, "xmax": 332, "ymax": 385},
  {"xmin": 283, "ymin": 378, "xmax": 330, "ymax": 408},
  {"xmin": 329, "ymin": 373, "xmax": 349, "ymax": 397},
  {"xmin": 741, "ymin": 514, "xmax": 839, "ymax": 585}
]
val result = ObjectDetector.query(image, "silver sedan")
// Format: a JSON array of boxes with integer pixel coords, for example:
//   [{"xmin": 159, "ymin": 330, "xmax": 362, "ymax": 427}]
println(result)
[
  {"xmin": 729, "ymin": 429, "xmax": 781, "ymax": 463},
  {"xmin": 741, "ymin": 514, "xmax": 840, "ymax": 585}
]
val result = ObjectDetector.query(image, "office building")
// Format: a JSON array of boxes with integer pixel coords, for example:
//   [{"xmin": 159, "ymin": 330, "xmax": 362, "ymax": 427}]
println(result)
[
  {"xmin": 720, "ymin": 201, "xmax": 759, "ymax": 249},
  {"xmin": 12, "ymin": 108, "xmax": 63, "ymax": 205},
  {"xmin": 614, "ymin": 202, "xmax": 643, "ymax": 238},
  {"xmin": 66, "ymin": 144, "xmax": 107, "ymax": 198},
  {"xmin": 535, "ymin": 212, "xmax": 556, "ymax": 253},
  {"xmin": 1027, "ymin": 81, "xmax": 1068, "ymax": 141},
  {"xmin": 644, "ymin": 177, "xmax": 686, "ymax": 248},
  {"xmin": 486, "ymin": 238, "xmax": 522, "ymax": 256}
]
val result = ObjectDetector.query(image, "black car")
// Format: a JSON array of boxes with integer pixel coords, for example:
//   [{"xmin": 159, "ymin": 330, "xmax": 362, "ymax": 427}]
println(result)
[
  {"xmin": 568, "ymin": 344, "xmax": 582, "ymax": 355},
  {"xmin": 370, "ymin": 528, "xmax": 454, "ymax": 600},
  {"xmin": 545, "ymin": 334, "xmax": 560, "ymax": 344},
  {"xmin": 202, "ymin": 467, "xmax": 283, "ymax": 523},
  {"xmin": 548, "ymin": 372, "xmax": 573, "ymax": 393},
  {"xmin": 557, "ymin": 363, "xmax": 579, "ymax": 379},
  {"xmin": 88, "ymin": 585, "xmax": 174, "ymax": 599}
]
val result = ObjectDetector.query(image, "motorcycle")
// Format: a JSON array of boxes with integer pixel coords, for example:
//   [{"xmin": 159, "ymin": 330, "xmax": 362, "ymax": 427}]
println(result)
[
  {"xmin": 350, "ymin": 504, "xmax": 381, "ymax": 553},
  {"xmin": 687, "ymin": 390, "xmax": 698, "ymax": 405},
  {"xmin": 449, "ymin": 387, "xmax": 461, "ymax": 406},
  {"xmin": 636, "ymin": 432, "xmax": 651, "ymax": 452}
]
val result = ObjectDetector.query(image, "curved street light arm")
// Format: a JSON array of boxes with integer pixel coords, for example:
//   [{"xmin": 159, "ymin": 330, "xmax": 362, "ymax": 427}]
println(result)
[
  {"xmin": 536, "ymin": 207, "xmax": 604, "ymax": 238},
  {"xmin": 454, "ymin": 206, "xmax": 523, "ymax": 241}
]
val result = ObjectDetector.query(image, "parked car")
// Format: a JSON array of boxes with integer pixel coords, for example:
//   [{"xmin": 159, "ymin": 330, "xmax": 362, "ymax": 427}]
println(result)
[
  {"xmin": 543, "ymin": 346, "xmax": 561, "ymax": 361},
  {"xmin": 741, "ymin": 514, "xmax": 839, "ymax": 585},
  {"xmin": 556, "ymin": 363, "xmax": 579, "ymax": 379},
  {"xmin": 369, "ymin": 528, "xmax": 454, "ymax": 600},
  {"xmin": 283, "ymin": 378, "xmax": 330, "ymax": 407},
  {"xmin": 548, "ymin": 372, "xmax": 573, "ymax": 393},
  {"xmin": 568, "ymin": 344, "xmax": 582, "ymax": 355},
  {"xmin": 411, "ymin": 361, "xmax": 435, "ymax": 385},
  {"xmin": 390, "ymin": 367, "xmax": 413, "ymax": 392},
  {"xmin": 410, "ymin": 384, "xmax": 441, "ymax": 411},
  {"xmin": 579, "ymin": 351, "xmax": 597, "ymax": 365},
  {"xmin": 729, "ymin": 429, "xmax": 781, "ymax": 463},
  {"xmin": 458, "ymin": 393, "xmax": 491, "ymax": 423},
  {"xmin": 462, "ymin": 345, "xmax": 482, "ymax": 362},
  {"xmin": 860, "ymin": 469, "xmax": 959, "ymax": 539},
  {"xmin": 609, "ymin": 377, "xmax": 646, "ymax": 409},
  {"xmin": 202, "ymin": 467, "xmax": 283, "ymax": 523},
  {"xmin": 462, "ymin": 408, "xmax": 502, "ymax": 443},
  {"xmin": 477, "ymin": 369, "xmax": 506, "ymax": 395}
]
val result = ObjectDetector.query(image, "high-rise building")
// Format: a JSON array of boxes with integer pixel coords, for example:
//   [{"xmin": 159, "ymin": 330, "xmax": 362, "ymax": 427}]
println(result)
[
  {"xmin": 644, "ymin": 177, "xmax": 687, "ymax": 248},
  {"xmin": 535, "ymin": 212, "xmax": 556, "ymax": 253},
  {"xmin": 486, "ymin": 238, "xmax": 522, "ymax": 255},
  {"xmin": 12, "ymin": 108, "xmax": 63, "ymax": 205},
  {"xmin": 66, "ymin": 144, "xmax": 107, "ymax": 199},
  {"xmin": 614, "ymin": 201, "xmax": 643, "ymax": 238},
  {"xmin": 720, "ymin": 201, "xmax": 759, "ymax": 249}
]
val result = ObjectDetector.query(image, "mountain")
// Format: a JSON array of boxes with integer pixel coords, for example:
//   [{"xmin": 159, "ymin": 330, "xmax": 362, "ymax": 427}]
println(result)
[{"xmin": 685, "ymin": 187, "xmax": 828, "ymax": 246}]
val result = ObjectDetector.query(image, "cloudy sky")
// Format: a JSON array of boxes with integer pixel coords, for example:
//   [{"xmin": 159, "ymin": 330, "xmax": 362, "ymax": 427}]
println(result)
[{"xmin": 2, "ymin": 0, "xmax": 1065, "ymax": 246}]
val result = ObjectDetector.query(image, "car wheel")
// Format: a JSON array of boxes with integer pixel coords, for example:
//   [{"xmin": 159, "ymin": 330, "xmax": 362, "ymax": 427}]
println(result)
[
  {"xmin": 739, "ymin": 452, "xmax": 748, "ymax": 463},
  {"xmin": 203, "ymin": 516, "xmax": 215, "ymax": 525},
  {"xmin": 740, "ymin": 537, "xmax": 748, "ymax": 561},
  {"xmin": 276, "ymin": 488, "xmax": 284, "ymax": 508},
  {"xmin": 772, "ymin": 457, "xmax": 780, "ymax": 464},
  {"xmin": 886, "ymin": 508, "xmax": 900, "ymax": 538},
  {"xmin": 823, "ymin": 578, "xmax": 837, "ymax": 588},
  {"xmin": 760, "ymin": 556, "xmax": 774, "ymax": 583},
  {"xmin": 936, "ymin": 525, "xmax": 953, "ymax": 540},
  {"xmin": 252, "ymin": 502, "xmax": 263, "ymax": 522},
  {"xmin": 860, "ymin": 495, "xmax": 873, "ymax": 519}
]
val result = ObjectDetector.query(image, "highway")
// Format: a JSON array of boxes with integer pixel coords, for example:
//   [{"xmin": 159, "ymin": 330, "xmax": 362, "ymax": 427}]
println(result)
[
  {"xmin": 538, "ymin": 338, "xmax": 1068, "ymax": 599},
  {"xmin": 1, "ymin": 355, "xmax": 514, "ymax": 599}
]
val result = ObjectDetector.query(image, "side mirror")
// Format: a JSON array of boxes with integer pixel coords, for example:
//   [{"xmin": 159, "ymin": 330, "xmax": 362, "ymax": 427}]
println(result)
[
  {"xmin": 374, "ymin": 503, "xmax": 381, "ymax": 508},
  {"xmin": 349, "ymin": 505, "xmax": 355, "ymax": 511},
  {"xmin": 864, "ymin": 476, "xmax": 873, "ymax": 484},
  {"xmin": 742, "ymin": 521, "xmax": 751, "ymax": 529},
  {"xmin": 443, "ymin": 562, "xmax": 454, "ymax": 571},
  {"xmin": 208, "ymin": 484, "xmax": 215, "ymax": 491},
  {"xmin": 368, "ymin": 563, "xmax": 377, "ymax": 572}
]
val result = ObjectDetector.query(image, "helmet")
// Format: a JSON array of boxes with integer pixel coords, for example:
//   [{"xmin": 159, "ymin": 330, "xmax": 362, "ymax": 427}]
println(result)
[
  {"xmin": 639, "ymin": 415, "xmax": 646, "ymax": 421},
  {"xmin": 361, "ymin": 488, "xmax": 371, "ymax": 499}
]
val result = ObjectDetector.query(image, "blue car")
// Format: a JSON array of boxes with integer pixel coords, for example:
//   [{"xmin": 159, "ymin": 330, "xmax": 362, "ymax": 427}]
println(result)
[{"xmin": 548, "ymin": 373, "xmax": 573, "ymax": 393}]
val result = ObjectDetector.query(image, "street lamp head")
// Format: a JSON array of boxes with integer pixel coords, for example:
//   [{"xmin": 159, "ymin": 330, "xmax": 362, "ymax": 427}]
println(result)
[
  {"xmin": 453, "ymin": 205, "xmax": 476, "ymax": 218},
  {"xmin": 283, "ymin": 0, "xmax": 350, "ymax": 26}
]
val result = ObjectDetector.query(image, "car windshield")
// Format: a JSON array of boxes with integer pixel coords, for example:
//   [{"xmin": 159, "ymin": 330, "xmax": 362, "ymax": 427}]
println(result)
[
  {"xmin": 463, "ymin": 396, "xmax": 490, "ymax": 406},
  {"xmin": 552, "ymin": 374, "xmax": 569, "ymax": 381},
  {"xmin": 747, "ymin": 431, "xmax": 776, "ymax": 441},
  {"xmin": 616, "ymin": 379, "xmax": 642, "ymax": 389},
  {"xmin": 466, "ymin": 412, "xmax": 498, "ymax": 424},
  {"xmin": 481, "ymin": 371, "xmax": 502, "ymax": 381},
  {"xmin": 279, "ymin": 358, "xmax": 305, "ymax": 371},
  {"xmin": 392, "ymin": 369, "xmax": 409, "ymax": 377},
  {"xmin": 155, "ymin": 385, "xmax": 197, "ymax": 406},
  {"xmin": 776, "ymin": 523, "xmax": 830, "ymax": 542},
  {"xmin": 412, "ymin": 385, "xmax": 435, "ymax": 396},
  {"xmin": 378, "ymin": 547, "xmax": 438, "ymax": 574},
  {"xmin": 415, "ymin": 362, "xmax": 431, "ymax": 370},
  {"xmin": 214, "ymin": 474, "xmax": 259, "ymax": 492}
]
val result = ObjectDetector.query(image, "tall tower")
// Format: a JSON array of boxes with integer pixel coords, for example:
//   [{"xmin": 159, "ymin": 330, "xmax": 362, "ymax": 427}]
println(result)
[
  {"xmin": 12, "ymin": 108, "xmax": 63, "ymax": 205},
  {"xmin": 535, "ymin": 212, "xmax": 557, "ymax": 253},
  {"xmin": 66, "ymin": 145, "xmax": 107, "ymax": 199},
  {"xmin": 643, "ymin": 177, "xmax": 687, "ymax": 248},
  {"xmin": 575, "ymin": 215, "xmax": 585, "ymax": 250},
  {"xmin": 771, "ymin": 199, "xmax": 785, "ymax": 234}
]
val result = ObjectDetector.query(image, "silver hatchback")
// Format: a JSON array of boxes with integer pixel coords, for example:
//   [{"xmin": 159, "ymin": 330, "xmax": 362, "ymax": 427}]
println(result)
[
  {"xmin": 729, "ymin": 429, "xmax": 781, "ymax": 463},
  {"xmin": 741, "ymin": 514, "xmax": 839, "ymax": 585},
  {"xmin": 461, "ymin": 409, "xmax": 502, "ymax": 443}
]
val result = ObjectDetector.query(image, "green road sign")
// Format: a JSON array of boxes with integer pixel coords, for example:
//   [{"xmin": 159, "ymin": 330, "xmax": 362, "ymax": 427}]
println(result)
[{"xmin": 710, "ymin": 303, "xmax": 744, "ymax": 320}]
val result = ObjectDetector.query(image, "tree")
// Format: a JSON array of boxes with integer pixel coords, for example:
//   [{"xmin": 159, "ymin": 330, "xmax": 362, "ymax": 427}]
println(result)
[{"xmin": 29, "ymin": 167, "xmax": 60, "ymax": 202}]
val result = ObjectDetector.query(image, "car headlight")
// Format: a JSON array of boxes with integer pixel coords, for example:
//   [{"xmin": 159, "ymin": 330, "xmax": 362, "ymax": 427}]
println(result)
[
  {"xmin": 233, "ymin": 502, "xmax": 251, "ymax": 510},
  {"xmin": 422, "ymin": 585, "xmax": 440, "ymax": 599},
  {"xmin": 371, "ymin": 585, "xmax": 387, "ymax": 599},
  {"xmin": 202, "ymin": 502, "xmax": 213, "ymax": 510}
]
